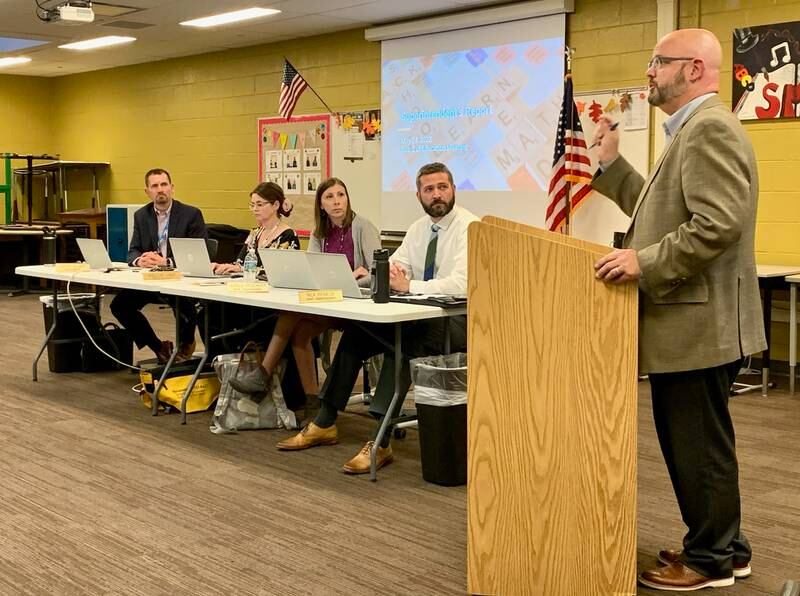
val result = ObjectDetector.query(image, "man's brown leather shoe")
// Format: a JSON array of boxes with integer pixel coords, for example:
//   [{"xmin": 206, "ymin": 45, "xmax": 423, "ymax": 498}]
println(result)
[
  {"xmin": 276, "ymin": 422, "xmax": 337, "ymax": 451},
  {"xmin": 154, "ymin": 340, "xmax": 174, "ymax": 364},
  {"xmin": 342, "ymin": 441, "xmax": 393, "ymax": 474},
  {"xmin": 658, "ymin": 548, "xmax": 752, "ymax": 579},
  {"xmin": 639, "ymin": 561, "xmax": 734, "ymax": 591}
]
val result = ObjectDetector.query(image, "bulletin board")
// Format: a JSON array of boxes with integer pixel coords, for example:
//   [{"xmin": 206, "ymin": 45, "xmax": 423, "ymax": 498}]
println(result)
[{"xmin": 258, "ymin": 114, "xmax": 331, "ymax": 235}]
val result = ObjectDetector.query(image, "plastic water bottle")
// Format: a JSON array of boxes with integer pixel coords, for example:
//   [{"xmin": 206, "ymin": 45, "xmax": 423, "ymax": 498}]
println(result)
[{"xmin": 243, "ymin": 247, "xmax": 258, "ymax": 281}]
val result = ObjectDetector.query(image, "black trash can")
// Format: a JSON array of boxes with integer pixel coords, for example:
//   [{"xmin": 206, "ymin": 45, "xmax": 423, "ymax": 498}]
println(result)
[
  {"xmin": 41, "ymin": 294, "xmax": 100, "ymax": 372},
  {"xmin": 411, "ymin": 353, "xmax": 468, "ymax": 486}
]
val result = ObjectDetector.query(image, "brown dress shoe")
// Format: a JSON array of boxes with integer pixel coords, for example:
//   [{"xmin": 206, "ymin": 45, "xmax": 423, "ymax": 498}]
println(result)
[
  {"xmin": 175, "ymin": 340, "xmax": 197, "ymax": 363},
  {"xmin": 658, "ymin": 548, "xmax": 752, "ymax": 579},
  {"xmin": 342, "ymin": 441, "xmax": 393, "ymax": 475},
  {"xmin": 276, "ymin": 422, "xmax": 337, "ymax": 451},
  {"xmin": 154, "ymin": 340, "xmax": 174, "ymax": 364},
  {"xmin": 639, "ymin": 561, "xmax": 734, "ymax": 591}
]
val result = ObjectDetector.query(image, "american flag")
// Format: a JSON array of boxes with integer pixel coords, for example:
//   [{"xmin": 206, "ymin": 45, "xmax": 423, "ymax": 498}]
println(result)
[
  {"xmin": 279, "ymin": 60, "xmax": 308, "ymax": 120},
  {"xmin": 545, "ymin": 76, "xmax": 593, "ymax": 232}
]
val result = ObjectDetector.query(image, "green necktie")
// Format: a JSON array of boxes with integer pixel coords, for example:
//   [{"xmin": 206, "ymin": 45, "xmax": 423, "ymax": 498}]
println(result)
[{"xmin": 423, "ymin": 224, "xmax": 440, "ymax": 281}]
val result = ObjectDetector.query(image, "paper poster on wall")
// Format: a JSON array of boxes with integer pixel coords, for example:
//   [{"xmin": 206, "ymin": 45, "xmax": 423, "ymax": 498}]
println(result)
[
  {"xmin": 265, "ymin": 150, "xmax": 282, "ymax": 172},
  {"xmin": 304, "ymin": 148, "xmax": 320, "ymax": 170},
  {"xmin": 732, "ymin": 21, "xmax": 800, "ymax": 120},
  {"xmin": 266, "ymin": 172, "xmax": 283, "ymax": 187},
  {"xmin": 284, "ymin": 172, "xmax": 301, "ymax": 194},
  {"xmin": 304, "ymin": 173, "xmax": 319, "ymax": 193},
  {"xmin": 284, "ymin": 150, "xmax": 301, "ymax": 170},
  {"xmin": 364, "ymin": 109, "xmax": 381, "ymax": 140},
  {"xmin": 339, "ymin": 112, "xmax": 364, "ymax": 133},
  {"xmin": 344, "ymin": 132, "xmax": 364, "ymax": 160}
]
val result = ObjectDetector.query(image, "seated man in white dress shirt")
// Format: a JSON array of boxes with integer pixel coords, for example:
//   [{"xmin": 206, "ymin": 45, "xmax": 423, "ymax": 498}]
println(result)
[{"xmin": 275, "ymin": 162, "xmax": 478, "ymax": 474}]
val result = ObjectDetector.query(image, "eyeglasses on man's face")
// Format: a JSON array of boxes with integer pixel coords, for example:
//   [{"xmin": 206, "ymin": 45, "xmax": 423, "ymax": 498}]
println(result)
[{"xmin": 647, "ymin": 55, "xmax": 695, "ymax": 70}]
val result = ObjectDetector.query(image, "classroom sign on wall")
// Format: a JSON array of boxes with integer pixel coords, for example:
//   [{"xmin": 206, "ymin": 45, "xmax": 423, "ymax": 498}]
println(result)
[
  {"xmin": 258, "ymin": 114, "xmax": 331, "ymax": 233},
  {"xmin": 732, "ymin": 21, "xmax": 800, "ymax": 120}
]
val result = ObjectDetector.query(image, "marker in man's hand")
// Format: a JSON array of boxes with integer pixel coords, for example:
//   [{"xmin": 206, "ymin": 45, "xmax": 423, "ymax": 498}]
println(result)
[{"xmin": 589, "ymin": 121, "xmax": 619, "ymax": 149}]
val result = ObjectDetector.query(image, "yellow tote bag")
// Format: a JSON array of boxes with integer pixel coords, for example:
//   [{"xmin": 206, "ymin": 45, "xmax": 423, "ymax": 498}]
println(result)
[{"xmin": 135, "ymin": 369, "xmax": 220, "ymax": 414}]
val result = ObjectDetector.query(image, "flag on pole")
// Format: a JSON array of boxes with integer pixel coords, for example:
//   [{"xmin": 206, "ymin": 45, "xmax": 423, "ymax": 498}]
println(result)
[
  {"xmin": 545, "ymin": 76, "xmax": 593, "ymax": 232},
  {"xmin": 279, "ymin": 60, "xmax": 308, "ymax": 120}
]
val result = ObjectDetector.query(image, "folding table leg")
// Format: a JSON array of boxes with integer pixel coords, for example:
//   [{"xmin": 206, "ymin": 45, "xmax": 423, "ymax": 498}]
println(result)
[
  {"xmin": 152, "ymin": 295, "xmax": 180, "ymax": 415},
  {"xmin": 180, "ymin": 301, "xmax": 209, "ymax": 424},
  {"xmin": 371, "ymin": 322, "xmax": 402, "ymax": 481}
]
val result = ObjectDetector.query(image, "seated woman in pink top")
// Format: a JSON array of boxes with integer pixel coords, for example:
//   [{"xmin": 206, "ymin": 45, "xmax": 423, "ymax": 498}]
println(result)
[{"xmin": 229, "ymin": 177, "xmax": 381, "ymax": 411}]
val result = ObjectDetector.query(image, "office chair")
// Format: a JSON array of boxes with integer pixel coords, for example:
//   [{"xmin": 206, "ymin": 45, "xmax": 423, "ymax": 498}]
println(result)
[{"xmin": 205, "ymin": 238, "xmax": 219, "ymax": 261}]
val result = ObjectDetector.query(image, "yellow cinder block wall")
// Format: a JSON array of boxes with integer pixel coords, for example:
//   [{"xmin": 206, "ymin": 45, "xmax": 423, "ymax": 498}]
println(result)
[
  {"xmin": 0, "ymin": 74, "xmax": 55, "ymax": 223},
  {"xmin": 49, "ymin": 29, "xmax": 380, "ymax": 230},
  {"xmin": 0, "ymin": 74, "xmax": 53, "ymax": 155}
]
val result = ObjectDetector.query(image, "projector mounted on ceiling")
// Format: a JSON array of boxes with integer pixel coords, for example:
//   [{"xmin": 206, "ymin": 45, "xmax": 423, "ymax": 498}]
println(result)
[{"xmin": 36, "ymin": 1, "xmax": 95, "ymax": 25}]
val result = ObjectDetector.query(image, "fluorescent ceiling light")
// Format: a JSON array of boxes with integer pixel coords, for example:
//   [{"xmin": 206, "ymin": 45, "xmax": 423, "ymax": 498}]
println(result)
[
  {"xmin": 180, "ymin": 7, "xmax": 281, "ymax": 28},
  {"xmin": 0, "ymin": 37, "xmax": 48, "ymax": 52},
  {"xmin": 59, "ymin": 36, "xmax": 136, "ymax": 50},
  {"xmin": 0, "ymin": 57, "xmax": 32, "ymax": 68}
]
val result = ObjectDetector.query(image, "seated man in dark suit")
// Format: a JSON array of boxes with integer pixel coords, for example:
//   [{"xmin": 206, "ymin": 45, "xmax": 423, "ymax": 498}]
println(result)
[{"xmin": 110, "ymin": 168, "xmax": 207, "ymax": 363}]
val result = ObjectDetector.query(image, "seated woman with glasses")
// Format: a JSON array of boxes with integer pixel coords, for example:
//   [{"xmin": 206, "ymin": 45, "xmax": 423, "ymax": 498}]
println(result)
[
  {"xmin": 213, "ymin": 182, "xmax": 299, "ymax": 275},
  {"xmin": 229, "ymin": 177, "xmax": 381, "ymax": 416}
]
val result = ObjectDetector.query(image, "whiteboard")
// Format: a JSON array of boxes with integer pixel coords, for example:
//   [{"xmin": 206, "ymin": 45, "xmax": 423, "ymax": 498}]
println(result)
[{"xmin": 330, "ymin": 123, "xmax": 382, "ymax": 231}]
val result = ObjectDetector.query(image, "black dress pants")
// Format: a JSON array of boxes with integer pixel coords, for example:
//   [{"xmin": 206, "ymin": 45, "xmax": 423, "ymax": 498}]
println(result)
[
  {"xmin": 319, "ymin": 316, "xmax": 467, "ymax": 419},
  {"xmin": 110, "ymin": 289, "xmax": 197, "ymax": 350},
  {"xmin": 649, "ymin": 359, "xmax": 751, "ymax": 579}
]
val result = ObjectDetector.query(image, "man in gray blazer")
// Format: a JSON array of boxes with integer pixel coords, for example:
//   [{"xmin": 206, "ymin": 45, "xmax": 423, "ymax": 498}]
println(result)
[{"xmin": 591, "ymin": 29, "xmax": 765, "ymax": 591}]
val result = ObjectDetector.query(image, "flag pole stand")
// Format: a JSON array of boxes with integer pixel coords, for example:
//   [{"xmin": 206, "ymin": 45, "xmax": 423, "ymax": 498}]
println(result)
[{"xmin": 563, "ymin": 46, "xmax": 575, "ymax": 237}]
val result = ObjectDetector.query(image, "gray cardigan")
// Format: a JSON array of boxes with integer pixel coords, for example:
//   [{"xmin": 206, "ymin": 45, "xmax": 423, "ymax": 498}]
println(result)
[{"xmin": 308, "ymin": 214, "xmax": 381, "ymax": 287}]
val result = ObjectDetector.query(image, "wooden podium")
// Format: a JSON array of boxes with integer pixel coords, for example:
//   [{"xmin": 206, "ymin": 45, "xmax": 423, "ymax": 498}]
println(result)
[{"xmin": 466, "ymin": 217, "xmax": 639, "ymax": 596}]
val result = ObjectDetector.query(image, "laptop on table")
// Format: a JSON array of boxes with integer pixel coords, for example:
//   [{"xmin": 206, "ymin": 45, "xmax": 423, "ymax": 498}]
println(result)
[
  {"xmin": 169, "ymin": 237, "xmax": 231, "ymax": 278},
  {"xmin": 76, "ymin": 237, "xmax": 125, "ymax": 270},
  {"xmin": 307, "ymin": 252, "xmax": 371, "ymax": 299},
  {"xmin": 258, "ymin": 248, "xmax": 317, "ymax": 290}
]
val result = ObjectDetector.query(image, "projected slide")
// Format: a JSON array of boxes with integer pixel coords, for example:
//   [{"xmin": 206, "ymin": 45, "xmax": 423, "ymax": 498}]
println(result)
[{"xmin": 382, "ymin": 37, "xmax": 564, "ymax": 192}]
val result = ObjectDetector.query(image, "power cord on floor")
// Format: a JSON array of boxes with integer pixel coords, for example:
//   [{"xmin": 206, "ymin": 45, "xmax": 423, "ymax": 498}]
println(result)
[{"xmin": 65, "ymin": 274, "xmax": 144, "ymax": 373}]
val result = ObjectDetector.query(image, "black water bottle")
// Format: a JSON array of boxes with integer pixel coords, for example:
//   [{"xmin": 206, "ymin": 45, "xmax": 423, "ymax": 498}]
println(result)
[
  {"xmin": 42, "ymin": 226, "xmax": 56, "ymax": 264},
  {"xmin": 371, "ymin": 248, "xmax": 390, "ymax": 303}
]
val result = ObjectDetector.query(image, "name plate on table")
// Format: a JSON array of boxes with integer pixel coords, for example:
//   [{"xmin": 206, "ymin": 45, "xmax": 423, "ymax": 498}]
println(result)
[
  {"xmin": 141, "ymin": 270, "xmax": 183, "ymax": 281},
  {"xmin": 298, "ymin": 289, "xmax": 343, "ymax": 303},
  {"xmin": 227, "ymin": 281, "xmax": 270, "ymax": 293},
  {"xmin": 54, "ymin": 263, "xmax": 91, "ymax": 273}
]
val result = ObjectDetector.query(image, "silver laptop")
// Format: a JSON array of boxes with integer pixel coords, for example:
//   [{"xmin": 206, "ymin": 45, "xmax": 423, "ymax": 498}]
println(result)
[
  {"xmin": 169, "ymin": 237, "xmax": 229, "ymax": 278},
  {"xmin": 76, "ymin": 237, "xmax": 122, "ymax": 270},
  {"xmin": 307, "ymin": 252, "xmax": 372, "ymax": 299},
  {"xmin": 259, "ymin": 248, "xmax": 317, "ymax": 290}
]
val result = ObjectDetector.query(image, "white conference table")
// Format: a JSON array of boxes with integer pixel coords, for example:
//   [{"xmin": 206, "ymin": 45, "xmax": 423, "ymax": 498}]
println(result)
[
  {"xmin": 752, "ymin": 265, "xmax": 800, "ymax": 396},
  {"xmin": 16, "ymin": 264, "xmax": 465, "ymax": 479}
]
